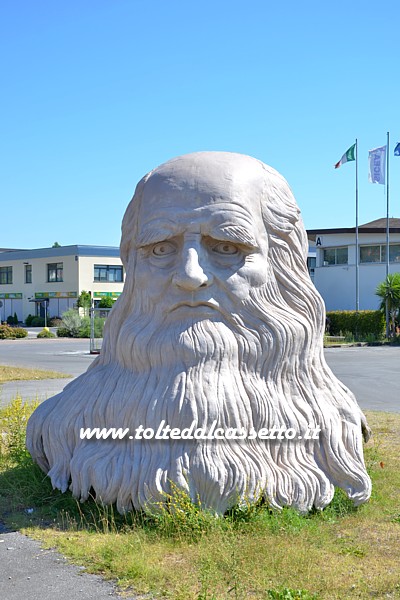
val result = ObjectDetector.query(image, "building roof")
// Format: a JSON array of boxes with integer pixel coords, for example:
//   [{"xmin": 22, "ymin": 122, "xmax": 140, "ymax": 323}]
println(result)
[
  {"xmin": 307, "ymin": 217, "xmax": 400, "ymax": 239},
  {"xmin": 359, "ymin": 217, "xmax": 400, "ymax": 229},
  {"xmin": 0, "ymin": 245, "xmax": 121, "ymax": 262}
]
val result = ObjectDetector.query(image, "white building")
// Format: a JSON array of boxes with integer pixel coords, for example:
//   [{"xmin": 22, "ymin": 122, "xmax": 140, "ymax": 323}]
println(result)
[
  {"xmin": 307, "ymin": 218, "xmax": 400, "ymax": 311},
  {"xmin": 307, "ymin": 244, "xmax": 317, "ymax": 283},
  {"xmin": 0, "ymin": 245, "xmax": 124, "ymax": 323}
]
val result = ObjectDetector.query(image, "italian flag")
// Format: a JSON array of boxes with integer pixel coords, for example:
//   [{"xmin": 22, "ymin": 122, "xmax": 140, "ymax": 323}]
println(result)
[{"xmin": 334, "ymin": 143, "xmax": 356, "ymax": 169}]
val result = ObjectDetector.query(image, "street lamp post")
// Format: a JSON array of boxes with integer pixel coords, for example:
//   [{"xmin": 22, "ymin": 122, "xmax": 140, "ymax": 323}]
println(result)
[{"xmin": 44, "ymin": 299, "xmax": 49, "ymax": 328}]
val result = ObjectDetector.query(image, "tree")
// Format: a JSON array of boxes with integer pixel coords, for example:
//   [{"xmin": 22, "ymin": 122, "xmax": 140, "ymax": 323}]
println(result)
[
  {"xmin": 98, "ymin": 296, "xmax": 115, "ymax": 309},
  {"xmin": 52, "ymin": 242, "xmax": 61, "ymax": 248},
  {"xmin": 375, "ymin": 273, "xmax": 400, "ymax": 337},
  {"xmin": 77, "ymin": 290, "xmax": 92, "ymax": 317}
]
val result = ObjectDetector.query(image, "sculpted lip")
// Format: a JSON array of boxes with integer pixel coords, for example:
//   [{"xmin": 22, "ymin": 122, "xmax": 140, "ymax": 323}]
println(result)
[{"xmin": 169, "ymin": 301, "xmax": 220, "ymax": 313}]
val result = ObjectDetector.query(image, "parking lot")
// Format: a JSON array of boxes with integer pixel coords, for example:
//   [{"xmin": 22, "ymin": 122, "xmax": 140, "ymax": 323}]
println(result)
[
  {"xmin": 0, "ymin": 338, "xmax": 399, "ymax": 412},
  {"xmin": 0, "ymin": 337, "xmax": 96, "ymax": 407}
]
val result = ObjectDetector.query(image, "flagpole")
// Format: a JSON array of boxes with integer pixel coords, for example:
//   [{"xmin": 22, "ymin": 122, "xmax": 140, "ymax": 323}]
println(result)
[
  {"xmin": 355, "ymin": 138, "xmax": 359, "ymax": 312},
  {"xmin": 385, "ymin": 131, "xmax": 390, "ymax": 336},
  {"xmin": 386, "ymin": 131, "xmax": 390, "ymax": 277}
]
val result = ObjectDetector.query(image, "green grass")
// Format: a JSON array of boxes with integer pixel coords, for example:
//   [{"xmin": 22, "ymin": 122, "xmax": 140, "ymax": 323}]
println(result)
[
  {"xmin": 0, "ymin": 365, "xmax": 70, "ymax": 383},
  {"xmin": 1, "ymin": 399, "xmax": 400, "ymax": 599}
]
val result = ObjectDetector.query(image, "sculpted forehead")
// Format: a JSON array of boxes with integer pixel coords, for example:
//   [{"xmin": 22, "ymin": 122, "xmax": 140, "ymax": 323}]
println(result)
[
  {"xmin": 142, "ymin": 151, "xmax": 266, "ymax": 204},
  {"xmin": 138, "ymin": 152, "xmax": 266, "ymax": 234}
]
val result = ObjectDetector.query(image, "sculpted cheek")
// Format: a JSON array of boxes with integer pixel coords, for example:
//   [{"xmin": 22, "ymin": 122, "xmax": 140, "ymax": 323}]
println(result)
[
  {"xmin": 133, "ymin": 264, "xmax": 169, "ymax": 298},
  {"xmin": 236, "ymin": 257, "xmax": 272, "ymax": 289},
  {"xmin": 224, "ymin": 270, "xmax": 265, "ymax": 301}
]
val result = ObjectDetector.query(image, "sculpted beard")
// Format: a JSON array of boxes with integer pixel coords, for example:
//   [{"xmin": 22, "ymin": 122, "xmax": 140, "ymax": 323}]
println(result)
[
  {"xmin": 70, "ymin": 275, "xmax": 367, "ymax": 515},
  {"xmin": 27, "ymin": 273, "xmax": 371, "ymax": 515},
  {"xmin": 27, "ymin": 153, "xmax": 371, "ymax": 515},
  {"xmin": 96, "ymin": 286, "xmax": 280, "ymax": 513}
]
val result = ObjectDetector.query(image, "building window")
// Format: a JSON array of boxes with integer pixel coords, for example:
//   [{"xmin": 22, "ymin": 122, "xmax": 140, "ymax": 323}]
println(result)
[
  {"xmin": 94, "ymin": 264, "xmax": 123, "ymax": 282},
  {"xmin": 0, "ymin": 266, "xmax": 12, "ymax": 284},
  {"xmin": 25, "ymin": 264, "xmax": 32, "ymax": 284},
  {"xmin": 48, "ymin": 262, "xmax": 63, "ymax": 282},
  {"xmin": 323, "ymin": 247, "xmax": 348, "ymax": 265},
  {"xmin": 360, "ymin": 244, "xmax": 400, "ymax": 264},
  {"xmin": 388, "ymin": 244, "xmax": 400, "ymax": 263},
  {"xmin": 360, "ymin": 245, "xmax": 381, "ymax": 263},
  {"xmin": 307, "ymin": 256, "xmax": 316, "ymax": 281}
]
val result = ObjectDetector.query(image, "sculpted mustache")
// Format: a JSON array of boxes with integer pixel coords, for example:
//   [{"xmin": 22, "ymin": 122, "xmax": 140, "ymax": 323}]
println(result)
[
  {"xmin": 167, "ymin": 300, "xmax": 249, "ymax": 331},
  {"xmin": 169, "ymin": 301, "xmax": 222, "ymax": 313}
]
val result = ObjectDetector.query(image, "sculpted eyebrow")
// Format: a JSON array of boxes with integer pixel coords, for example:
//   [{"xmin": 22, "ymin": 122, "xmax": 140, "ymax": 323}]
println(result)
[
  {"xmin": 137, "ymin": 226, "xmax": 177, "ymax": 247},
  {"xmin": 136, "ymin": 224, "xmax": 259, "ymax": 248},
  {"xmin": 210, "ymin": 225, "xmax": 258, "ymax": 248}
]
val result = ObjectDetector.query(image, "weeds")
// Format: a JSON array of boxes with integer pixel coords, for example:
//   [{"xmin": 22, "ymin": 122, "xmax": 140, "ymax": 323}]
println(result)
[
  {"xmin": 0, "ymin": 396, "xmax": 39, "ymax": 464},
  {"xmin": 266, "ymin": 589, "xmax": 319, "ymax": 599},
  {"xmin": 1, "ymin": 400, "xmax": 400, "ymax": 599},
  {"xmin": 0, "ymin": 365, "xmax": 70, "ymax": 383},
  {"xmin": 145, "ymin": 483, "xmax": 218, "ymax": 542}
]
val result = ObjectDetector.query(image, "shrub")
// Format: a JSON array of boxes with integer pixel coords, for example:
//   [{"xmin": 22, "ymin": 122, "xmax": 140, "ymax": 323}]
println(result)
[
  {"xmin": 48, "ymin": 317, "xmax": 62, "ymax": 327},
  {"xmin": 57, "ymin": 327, "xmax": 73, "ymax": 338},
  {"xmin": 0, "ymin": 325, "xmax": 28, "ymax": 339},
  {"xmin": 6, "ymin": 314, "xmax": 19, "ymax": 326},
  {"xmin": 13, "ymin": 327, "xmax": 28, "ymax": 338},
  {"xmin": 25, "ymin": 314, "xmax": 34, "ymax": 326},
  {"xmin": 57, "ymin": 310, "xmax": 107, "ymax": 338},
  {"xmin": 0, "ymin": 325, "xmax": 15, "ymax": 339},
  {"xmin": 94, "ymin": 317, "xmax": 106, "ymax": 338},
  {"xmin": 31, "ymin": 316, "xmax": 45, "ymax": 327},
  {"xmin": 37, "ymin": 328, "xmax": 56, "ymax": 338},
  {"xmin": 60, "ymin": 309, "xmax": 83, "ymax": 337},
  {"xmin": 98, "ymin": 296, "xmax": 115, "ymax": 309},
  {"xmin": 78, "ymin": 316, "xmax": 91, "ymax": 338},
  {"xmin": 326, "ymin": 310, "xmax": 385, "ymax": 340},
  {"xmin": 0, "ymin": 396, "xmax": 39, "ymax": 464}
]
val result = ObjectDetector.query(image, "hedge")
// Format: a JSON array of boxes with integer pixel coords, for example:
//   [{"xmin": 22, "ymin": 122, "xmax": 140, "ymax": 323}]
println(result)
[{"xmin": 326, "ymin": 310, "xmax": 385, "ymax": 339}]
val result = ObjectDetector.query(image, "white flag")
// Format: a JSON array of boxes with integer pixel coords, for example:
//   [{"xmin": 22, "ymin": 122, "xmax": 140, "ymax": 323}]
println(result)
[{"xmin": 368, "ymin": 145, "xmax": 386, "ymax": 184}]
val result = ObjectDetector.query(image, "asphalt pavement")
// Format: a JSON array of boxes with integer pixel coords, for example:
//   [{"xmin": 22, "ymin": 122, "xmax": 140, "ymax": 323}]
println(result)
[
  {"xmin": 325, "ymin": 345, "xmax": 400, "ymax": 413},
  {"xmin": 0, "ymin": 335, "xmax": 96, "ymax": 408},
  {"xmin": 0, "ymin": 532, "xmax": 139, "ymax": 600}
]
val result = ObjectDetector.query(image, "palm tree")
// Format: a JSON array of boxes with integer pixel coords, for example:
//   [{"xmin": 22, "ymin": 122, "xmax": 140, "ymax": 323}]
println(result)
[{"xmin": 376, "ymin": 273, "xmax": 400, "ymax": 337}]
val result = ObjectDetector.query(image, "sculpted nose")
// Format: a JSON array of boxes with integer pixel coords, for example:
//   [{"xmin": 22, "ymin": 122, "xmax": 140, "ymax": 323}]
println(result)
[{"xmin": 173, "ymin": 247, "xmax": 211, "ymax": 291}]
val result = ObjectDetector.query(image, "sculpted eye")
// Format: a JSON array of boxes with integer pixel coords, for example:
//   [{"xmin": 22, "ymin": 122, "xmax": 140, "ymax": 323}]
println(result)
[
  {"xmin": 152, "ymin": 242, "xmax": 176, "ymax": 256},
  {"xmin": 213, "ymin": 242, "xmax": 239, "ymax": 255}
]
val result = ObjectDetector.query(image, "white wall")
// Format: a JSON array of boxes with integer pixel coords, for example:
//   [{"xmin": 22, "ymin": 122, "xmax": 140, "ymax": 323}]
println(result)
[
  {"xmin": 313, "ymin": 231, "xmax": 400, "ymax": 311},
  {"xmin": 78, "ymin": 256, "xmax": 124, "ymax": 296},
  {"xmin": 0, "ymin": 298, "xmax": 23, "ymax": 323},
  {"xmin": 314, "ymin": 263, "xmax": 389, "ymax": 311}
]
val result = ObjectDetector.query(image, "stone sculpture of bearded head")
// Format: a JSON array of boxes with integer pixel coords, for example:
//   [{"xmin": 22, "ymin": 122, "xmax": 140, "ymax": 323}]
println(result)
[{"xmin": 27, "ymin": 151, "xmax": 371, "ymax": 514}]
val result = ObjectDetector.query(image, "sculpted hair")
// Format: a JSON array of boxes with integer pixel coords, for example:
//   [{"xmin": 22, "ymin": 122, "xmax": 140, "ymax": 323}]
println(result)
[{"xmin": 27, "ymin": 153, "xmax": 371, "ymax": 514}]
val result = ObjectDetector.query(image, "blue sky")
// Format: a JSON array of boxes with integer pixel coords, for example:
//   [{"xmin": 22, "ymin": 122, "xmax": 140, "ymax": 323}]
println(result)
[{"xmin": 1, "ymin": 0, "xmax": 400, "ymax": 248}]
